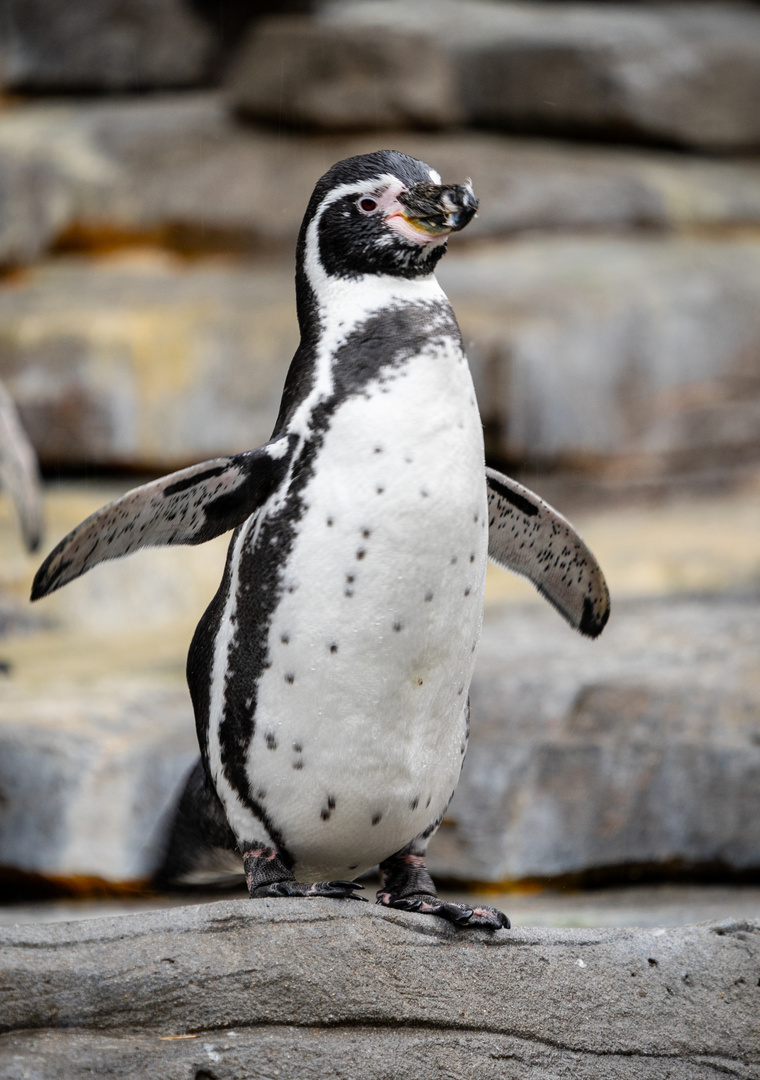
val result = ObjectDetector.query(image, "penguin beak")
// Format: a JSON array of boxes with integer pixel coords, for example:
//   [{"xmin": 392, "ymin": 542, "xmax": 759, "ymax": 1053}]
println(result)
[{"xmin": 396, "ymin": 181, "xmax": 479, "ymax": 237}]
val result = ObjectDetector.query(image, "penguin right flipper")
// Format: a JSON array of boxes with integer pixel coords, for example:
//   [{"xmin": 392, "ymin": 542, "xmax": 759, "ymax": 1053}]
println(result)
[
  {"xmin": 485, "ymin": 467, "xmax": 610, "ymax": 639},
  {"xmin": 31, "ymin": 435, "xmax": 295, "ymax": 600}
]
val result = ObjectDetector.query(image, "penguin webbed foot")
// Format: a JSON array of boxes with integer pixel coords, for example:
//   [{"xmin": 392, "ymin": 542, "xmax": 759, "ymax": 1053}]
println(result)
[
  {"xmin": 250, "ymin": 879, "xmax": 367, "ymax": 901},
  {"xmin": 377, "ymin": 891, "xmax": 509, "ymax": 929},
  {"xmin": 242, "ymin": 845, "xmax": 366, "ymax": 901},
  {"xmin": 376, "ymin": 847, "xmax": 510, "ymax": 930}
]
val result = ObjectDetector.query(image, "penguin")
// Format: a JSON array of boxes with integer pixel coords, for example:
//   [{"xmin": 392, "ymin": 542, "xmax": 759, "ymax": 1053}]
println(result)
[{"xmin": 32, "ymin": 151, "xmax": 610, "ymax": 930}]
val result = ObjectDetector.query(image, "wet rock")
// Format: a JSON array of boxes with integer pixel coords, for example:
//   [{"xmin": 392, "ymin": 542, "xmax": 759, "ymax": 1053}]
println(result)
[
  {"xmin": 429, "ymin": 593, "xmax": 760, "ymax": 884},
  {"xmin": 317, "ymin": 0, "xmax": 760, "ymax": 150},
  {"xmin": 0, "ymin": 901, "xmax": 757, "ymax": 1079},
  {"xmin": 0, "ymin": 0, "xmax": 215, "ymax": 91}
]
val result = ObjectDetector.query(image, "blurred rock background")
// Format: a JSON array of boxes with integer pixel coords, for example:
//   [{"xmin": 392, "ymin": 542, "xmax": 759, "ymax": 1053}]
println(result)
[{"xmin": 0, "ymin": 0, "xmax": 759, "ymax": 917}]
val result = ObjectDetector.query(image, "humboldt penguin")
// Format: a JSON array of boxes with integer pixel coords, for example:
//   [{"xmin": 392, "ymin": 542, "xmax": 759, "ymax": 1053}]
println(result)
[{"xmin": 33, "ymin": 151, "xmax": 609, "ymax": 929}]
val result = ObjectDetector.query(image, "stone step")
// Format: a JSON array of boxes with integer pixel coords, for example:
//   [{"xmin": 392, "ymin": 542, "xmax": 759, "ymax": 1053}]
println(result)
[
  {"xmin": 0, "ymin": 255, "xmax": 298, "ymax": 470},
  {"xmin": 441, "ymin": 235, "xmax": 760, "ymax": 469},
  {"xmin": 0, "ymin": 901, "xmax": 757, "ymax": 1079},
  {"xmin": 1, "ymin": 235, "xmax": 760, "ymax": 472},
  {"xmin": 234, "ymin": 0, "xmax": 760, "ymax": 151},
  {"xmin": 3, "ymin": 93, "xmax": 760, "ymax": 267},
  {"xmin": 431, "ymin": 592, "xmax": 760, "ymax": 884},
  {"xmin": 2, "ymin": 472, "xmax": 759, "ymax": 887}
]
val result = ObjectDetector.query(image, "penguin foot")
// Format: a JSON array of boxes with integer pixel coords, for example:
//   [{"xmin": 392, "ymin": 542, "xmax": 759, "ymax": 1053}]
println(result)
[
  {"xmin": 250, "ymin": 880, "xmax": 367, "ymax": 901},
  {"xmin": 377, "ymin": 891, "xmax": 510, "ymax": 929},
  {"xmin": 242, "ymin": 845, "xmax": 366, "ymax": 901},
  {"xmin": 376, "ymin": 844, "xmax": 510, "ymax": 929}
]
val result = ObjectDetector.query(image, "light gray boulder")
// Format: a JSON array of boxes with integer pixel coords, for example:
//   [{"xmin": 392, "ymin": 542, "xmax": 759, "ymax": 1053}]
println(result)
[
  {"xmin": 1, "ymin": 589, "xmax": 758, "ymax": 889},
  {"xmin": 0, "ymin": 679, "xmax": 197, "ymax": 882},
  {"xmin": 309, "ymin": 0, "xmax": 760, "ymax": 150},
  {"xmin": 0, "ymin": 901, "xmax": 757, "ymax": 1079},
  {"xmin": 0, "ymin": 0, "xmax": 215, "ymax": 91},
  {"xmin": 429, "ymin": 594, "xmax": 760, "ymax": 883}
]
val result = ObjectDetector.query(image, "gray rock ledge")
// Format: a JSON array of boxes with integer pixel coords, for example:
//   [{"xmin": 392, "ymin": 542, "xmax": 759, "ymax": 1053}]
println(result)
[{"xmin": 0, "ymin": 900, "xmax": 757, "ymax": 1078}]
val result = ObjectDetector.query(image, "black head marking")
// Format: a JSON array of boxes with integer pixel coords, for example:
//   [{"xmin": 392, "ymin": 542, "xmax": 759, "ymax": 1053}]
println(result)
[{"xmin": 294, "ymin": 150, "xmax": 477, "ymax": 318}]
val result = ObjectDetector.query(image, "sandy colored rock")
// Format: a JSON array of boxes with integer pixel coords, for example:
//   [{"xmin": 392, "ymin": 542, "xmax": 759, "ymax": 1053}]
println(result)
[
  {"xmin": 2, "ymin": 235, "xmax": 760, "ymax": 473},
  {"xmin": 0, "ymin": 900, "xmax": 757, "ymax": 1078},
  {"xmin": 0, "ymin": 254, "xmax": 296, "ymax": 470}
]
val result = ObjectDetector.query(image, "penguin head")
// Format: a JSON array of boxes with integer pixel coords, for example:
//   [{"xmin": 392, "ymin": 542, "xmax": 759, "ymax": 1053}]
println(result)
[{"xmin": 298, "ymin": 150, "xmax": 478, "ymax": 284}]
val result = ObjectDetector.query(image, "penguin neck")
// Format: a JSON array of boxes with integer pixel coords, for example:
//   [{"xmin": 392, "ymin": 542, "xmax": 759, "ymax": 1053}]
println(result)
[
  {"xmin": 296, "ymin": 264, "xmax": 448, "ymax": 343},
  {"xmin": 286, "ymin": 264, "xmax": 451, "ymax": 444}
]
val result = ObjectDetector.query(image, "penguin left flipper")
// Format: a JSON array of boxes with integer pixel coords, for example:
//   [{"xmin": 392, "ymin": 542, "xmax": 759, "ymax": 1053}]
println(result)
[
  {"xmin": 486, "ymin": 467, "xmax": 611, "ymax": 639},
  {"xmin": 31, "ymin": 435, "xmax": 295, "ymax": 600},
  {"xmin": 0, "ymin": 378, "xmax": 43, "ymax": 554}
]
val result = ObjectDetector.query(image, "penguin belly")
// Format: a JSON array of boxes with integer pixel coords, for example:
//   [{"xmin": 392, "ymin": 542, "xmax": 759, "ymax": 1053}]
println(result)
[{"xmin": 222, "ymin": 341, "xmax": 486, "ymax": 880}]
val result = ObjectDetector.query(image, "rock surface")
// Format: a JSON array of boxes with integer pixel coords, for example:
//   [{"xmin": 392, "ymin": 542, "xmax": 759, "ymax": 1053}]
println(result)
[
  {"xmin": 4, "ymin": 95, "xmax": 760, "ymax": 268},
  {"xmin": 311, "ymin": 0, "xmax": 760, "ymax": 150},
  {"xmin": 2, "ymin": 234, "xmax": 760, "ymax": 472},
  {"xmin": 0, "ymin": 900, "xmax": 757, "ymax": 1079},
  {"xmin": 3, "ymin": 474, "xmax": 759, "ymax": 891},
  {"xmin": 0, "ymin": 255, "xmax": 297, "ymax": 469},
  {"xmin": 440, "ymin": 236, "xmax": 760, "ymax": 469},
  {"xmin": 431, "ymin": 593, "xmax": 760, "ymax": 884},
  {"xmin": 0, "ymin": 0, "xmax": 215, "ymax": 91},
  {"xmin": 0, "ymin": 676, "xmax": 197, "ymax": 882},
  {"xmin": 227, "ymin": 16, "xmax": 461, "ymax": 129}
]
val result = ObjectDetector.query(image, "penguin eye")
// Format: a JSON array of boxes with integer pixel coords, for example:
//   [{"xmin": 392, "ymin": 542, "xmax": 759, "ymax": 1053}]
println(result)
[{"xmin": 357, "ymin": 196, "xmax": 379, "ymax": 214}]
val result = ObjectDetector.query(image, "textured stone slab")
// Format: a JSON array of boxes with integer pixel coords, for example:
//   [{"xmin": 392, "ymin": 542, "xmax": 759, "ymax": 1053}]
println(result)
[
  {"xmin": 0, "ymin": 0, "xmax": 215, "ymax": 91},
  {"xmin": 2, "ymin": 235, "xmax": 760, "ymax": 472},
  {"xmin": 315, "ymin": 0, "xmax": 760, "ymax": 150},
  {"xmin": 429, "ymin": 594, "xmax": 760, "ymax": 883},
  {"xmin": 4, "ymin": 95, "xmax": 760, "ymax": 267},
  {"xmin": 0, "ymin": 256, "xmax": 296, "ymax": 469},
  {"xmin": 226, "ymin": 15, "xmax": 462, "ymax": 129},
  {"xmin": 0, "ymin": 676, "xmax": 197, "ymax": 881},
  {"xmin": 0, "ymin": 901, "xmax": 757, "ymax": 1079},
  {"xmin": 438, "ymin": 236, "xmax": 760, "ymax": 468}
]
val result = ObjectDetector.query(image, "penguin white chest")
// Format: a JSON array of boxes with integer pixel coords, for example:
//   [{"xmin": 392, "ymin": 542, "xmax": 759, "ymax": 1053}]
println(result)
[{"xmin": 239, "ymin": 338, "xmax": 486, "ymax": 877}]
